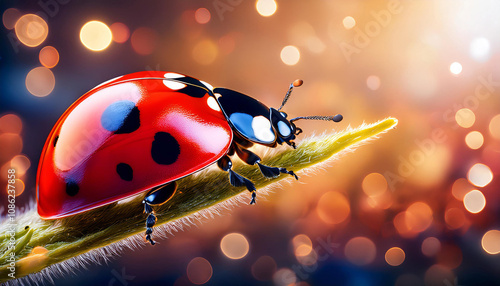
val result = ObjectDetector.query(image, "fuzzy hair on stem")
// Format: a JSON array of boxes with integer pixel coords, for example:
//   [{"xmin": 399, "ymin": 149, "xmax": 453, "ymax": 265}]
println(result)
[{"xmin": 0, "ymin": 117, "xmax": 397, "ymax": 284}]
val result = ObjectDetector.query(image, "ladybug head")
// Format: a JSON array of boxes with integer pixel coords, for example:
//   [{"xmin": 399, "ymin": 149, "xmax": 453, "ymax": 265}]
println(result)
[
  {"xmin": 214, "ymin": 79, "xmax": 342, "ymax": 149},
  {"xmin": 271, "ymin": 79, "xmax": 343, "ymax": 149}
]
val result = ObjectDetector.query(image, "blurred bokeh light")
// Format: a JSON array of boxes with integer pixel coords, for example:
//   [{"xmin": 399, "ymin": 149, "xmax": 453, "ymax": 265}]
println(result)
[
  {"xmin": 405, "ymin": 202, "xmax": 433, "ymax": 233},
  {"xmin": 2, "ymin": 7, "xmax": 21, "ymax": 30},
  {"xmin": 10, "ymin": 155, "xmax": 30, "ymax": 176},
  {"xmin": 463, "ymin": 190, "xmax": 486, "ymax": 214},
  {"xmin": 444, "ymin": 207, "xmax": 466, "ymax": 230},
  {"xmin": 256, "ymin": 0, "xmax": 277, "ymax": 17},
  {"xmin": 366, "ymin": 75, "xmax": 381, "ymax": 91},
  {"xmin": 0, "ymin": 133, "xmax": 22, "ymax": 162},
  {"xmin": 316, "ymin": 191, "xmax": 350, "ymax": 224},
  {"xmin": 14, "ymin": 14, "xmax": 48, "ymax": 47},
  {"xmin": 385, "ymin": 247, "xmax": 405, "ymax": 267},
  {"xmin": 186, "ymin": 257, "xmax": 212, "ymax": 285},
  {"xmin": 421, "ymin": 237, "xmax": 441, "ymax": 257},
  {"xmin": 251, "ymin": 255, "xmax": 277, "ymax": 281},
  {"xmin": 362, "ymin": 172, "xmax": 387, "ymax": 196},
  {"xmin": 25, "ymin": 67, "xmax": 55, "ymax": 97},
  {"xmin": 80, "ymin": 21, "xmax": 112, "ymax": 51},
  {"xmin": 470, "ymin": 37, "xmax": 490, "ymax": 62},
  {"xmin": 489, "ymin": 114, "xmax": 500, "ymax": 139},
  {"xmin": 449, "ymin": 62, "xmax": 462, "ymax": 75},
  {"xmin": 0, "ymin": 114, "xmax": 22, "ymax": 134},
  {"xmin": 192, "ymin": 39, "xmax": 218, "ymax": 65},
  {"xmin": 455, "ymin": 108, "xmax": 475, "ymax": 128},
  {"xmin": 10, "ymin": 178, "xmax": 25, "ymax": 196},
  {"xmin": 130, "ymin": 27, "xmax": 158, "ymax": 55},
  {"xmin": 110, "ymin": 22, "xmax": 129, "ymax": 44},
  {"xmin": 482, "ymin": 230, "xmax": 500, "ymax": 255},
  {"xmin": 465, "ymin": 131, "xmax": 484, "ymax": 150},
  {"xmin": 342, "ymin": 16, "xmax": 356, "ymax": 30},
  {"xmin": 451, "ymin": 178, "xmax": 473, "ymax": 201},
  {"xmin": 280, "ymin": 45, "xmax": 300, "ymax": 65},
  {"xmin": 467, "ymin": 163, "xmax": 493, "ymax": 187},
  {"xmin": 344, "ymin": 237, "xmax": 376, "ymax": 266},
  {"xmin": 220, "ymin": 233, "xmax": 249, "ymax": 259},
  {"xmin": 39, "ymin": 46, "xmax": 59, "ymax": 68},
  {"xmin": 292, "ymin": 234, "xmax": 313, "ymax": 256},
  {"xmin": 194, "ymin": 8, "xmax": 211, "ymax": 24},
  {"xmin": 273, "ymin": 268, "xmax": 296, "ymax": 286}
]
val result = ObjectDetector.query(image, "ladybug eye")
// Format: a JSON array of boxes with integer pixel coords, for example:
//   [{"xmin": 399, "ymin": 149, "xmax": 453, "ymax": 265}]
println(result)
[
  {"xmin": 280, "ymin": 112, "xmax": 287, "ymax": 118},
  {"xmin": 277, "ymin": 121, "xmax": 291, "ymax": 137}
]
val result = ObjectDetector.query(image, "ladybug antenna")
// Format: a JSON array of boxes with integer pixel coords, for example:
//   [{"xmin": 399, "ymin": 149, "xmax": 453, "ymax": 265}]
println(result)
[
  {"xmin": 278, "ymin": 79, "xmax": 303, "ymax": 111},
  {"xmin": 290, "ymin": 114, "xmax": 343, "ymax": 123}
]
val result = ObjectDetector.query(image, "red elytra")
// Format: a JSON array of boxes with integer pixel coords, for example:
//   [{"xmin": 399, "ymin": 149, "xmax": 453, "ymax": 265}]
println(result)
[{"xmin": 36, "ymin": 71, "xmax": 232, "ymax": 219}]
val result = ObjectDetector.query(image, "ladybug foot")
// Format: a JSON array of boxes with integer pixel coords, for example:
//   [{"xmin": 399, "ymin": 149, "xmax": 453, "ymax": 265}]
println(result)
[
  {"xmin": 145, "ymin": 223, "xmax": 156, "ymax": 245},
  {"xmin": 257, "ymin": 163, "xmax": 298, "ymax": 180},
  {"xmin": 228, "ymin": 170, "xmax": 257, "ymax": 205},
  {"xmin": 249, "ymin": 191, "xmax": 256, "ymax": 205},
  {"xmin": 286, "ymin": 141, "xmax": 297, "ymax": 149},
  {"xmin": 279, "ymin": 168, "xmax": 299, "ymax": 180},
  {"xmin": 145, "ymin": 234, "xmax": 156, "ymax": 245}
]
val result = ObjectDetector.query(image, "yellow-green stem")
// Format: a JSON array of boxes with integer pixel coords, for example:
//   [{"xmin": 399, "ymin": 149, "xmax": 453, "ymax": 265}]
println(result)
[{"xmin": 0, "ymin": 117, "xmax": 397, "ymax": 283}]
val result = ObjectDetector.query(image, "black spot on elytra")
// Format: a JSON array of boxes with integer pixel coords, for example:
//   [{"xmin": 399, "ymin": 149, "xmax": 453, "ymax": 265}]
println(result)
[
  {"xmin": 179, "ymin": 85, "xmax": 207, "ymax": 98},
  {"xmin": 151, "ymin": 132, "xmax": 180, "ymax": 165},
  {"xmin": 53, "ymin": 135, "xmax": 59, "ymax": 147},
  {"xmin": 116, "ymin": 163, "xmax": 133, "ymax": 181},
  {"xmin": 101, "ymin": 100, "xmax": 140, "ymax": 134},
  {"xmin": 116, "ymin": 106, "xmax": 140, "ymax": 134},
  {"xmin": 66, "ymin": 181, "xmax": 79, "ymax": 196}
]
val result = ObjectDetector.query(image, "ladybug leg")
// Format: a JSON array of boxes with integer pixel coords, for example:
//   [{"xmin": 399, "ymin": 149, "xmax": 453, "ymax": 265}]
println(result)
[
  {"xmin": 234, "ymin": 144, "xmax": 299, "ymax": 180},
  {"xmin": 285, "ymin": 140, "xmax": 297, "ymax": 149},
  {"xmin": 142, "ymin": 182, "xmax": 177, "ymax": 245},
  {"xmin": 217, "ymin": 155, "xmax": 257, "ymax": 204}
]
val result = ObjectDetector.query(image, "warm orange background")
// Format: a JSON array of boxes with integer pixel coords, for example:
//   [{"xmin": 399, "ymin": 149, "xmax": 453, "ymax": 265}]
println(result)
[{"xmin": 1, "ymin": 1, "xmax": 499, "ymax": 285}]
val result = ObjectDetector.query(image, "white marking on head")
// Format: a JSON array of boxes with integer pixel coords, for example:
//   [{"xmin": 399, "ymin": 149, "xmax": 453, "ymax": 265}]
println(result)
[
  {"xmin": 164, "ymin": 72, "xmax": 184, "ymax": 79},
  {"xmin": 163, "ymin": 80, "xmax": 186, "ymax": 90},
  {"xmin": 200, "ymin": 80, "xmax": 214, "ymax": 91},
  {"xmin": 277, "ymin": 121, "xmax": 291, "ymax": 137},
  {"xmin": 207, "ymin": 96, "xmax": 221, "ymax": 111},
  {"xmin": 214, "ymin": 93, "xmax": 222, "ymax": 99},
  {"xmin": 252, "ymin": 116, "xmax": 275, "ymax": 142}
]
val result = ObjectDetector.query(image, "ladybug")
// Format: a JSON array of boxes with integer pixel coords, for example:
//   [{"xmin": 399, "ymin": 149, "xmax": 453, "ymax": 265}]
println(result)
[{"xmin": 36, "ymin": 71, "xmax": 343, "ymax": 245}]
